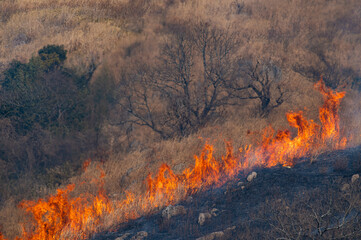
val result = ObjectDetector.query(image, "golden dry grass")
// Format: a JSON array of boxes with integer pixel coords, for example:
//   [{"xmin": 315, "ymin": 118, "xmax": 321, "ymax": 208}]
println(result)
[
  {"xmin": 0, "ymin": 0, "xmax": 130, "ymax": 73},
  {"xmin": 0, "ymin": 0, "xmax": 360, "ymax": 238},
  {"xmin": 1, "ymin": 0, "xmax": 360, "ymax": 74}
]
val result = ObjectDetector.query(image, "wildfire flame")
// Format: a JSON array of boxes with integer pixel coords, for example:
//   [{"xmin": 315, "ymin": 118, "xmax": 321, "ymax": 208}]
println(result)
[
  {"xmin": 14, "ymin": 169, "xmax": 111, "ymax": 240},
  {"xmin": 1, "ymin": 79, "xmax": 347, "ymax": 239}
]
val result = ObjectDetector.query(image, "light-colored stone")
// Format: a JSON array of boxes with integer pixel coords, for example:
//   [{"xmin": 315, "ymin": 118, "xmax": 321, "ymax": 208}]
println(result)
[
  {"xmin": 173, "ymin": 163, "xmax": 186, "ymax": 174},
  {"xmin": 341, "ymin": 183, "xmax": 350, "ymax": 191},
  {"xmin": 196, "ymin": 226, "xmax": 236, "ymax": 240},
  {"xmin": 115, "ymin": 233, "xmax": 131, "ymax": 240},
  {"xmin": 351, "ymin": 174, "xmax": 360, "ymax": 183},
  {"xmin": 247, "ymin": 171, "xmax": 257, "ymax": 182},
  {"xmin": 162, "ymin": 205, "xmax": 187, "ymax": 220},
  {"xmin": 210, "ymin": 208, "xmax": 219, "ymax": 217},
  {"xmin": 224, "ymin": 226, "xmax": 236, "ymax": 233},
  {"xmin": 130, "ymin": 231, "xmax": 148, "ymax": 240},
  {"xmin": 241, "ymin": 186, "xmax": 245, "ymax": 190},
  {"xmin": 196, "ymin": 231, "xmax": 224, "ymax": 240},
  {"xmin": 237, "ymin": 181, "xmax": 244, "ymax": 186},
  {"xmin": 186, "ymin": 196, "xmax": 193, "ymax": 204},
  {"xmin": 198, "ymin": 212, "xmax": 212, "ymax": 226}
]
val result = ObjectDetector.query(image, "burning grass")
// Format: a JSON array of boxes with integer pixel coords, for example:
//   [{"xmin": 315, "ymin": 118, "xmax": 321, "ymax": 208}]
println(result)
[{"xmin": 0, "ymin": 79, "xmax": 350, "ymax": 239}]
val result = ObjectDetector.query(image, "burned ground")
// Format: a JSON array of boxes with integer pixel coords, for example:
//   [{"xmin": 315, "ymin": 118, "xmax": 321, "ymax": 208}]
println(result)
[{"xmin": 93, "ymin": 147, "xmax": 361, "ymax": 240}]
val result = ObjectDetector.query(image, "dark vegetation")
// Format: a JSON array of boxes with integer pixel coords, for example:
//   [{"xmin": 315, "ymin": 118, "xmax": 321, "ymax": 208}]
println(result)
[{"xmin": 0, "ymin": 45, "xmax": 109, "ymax": 202}]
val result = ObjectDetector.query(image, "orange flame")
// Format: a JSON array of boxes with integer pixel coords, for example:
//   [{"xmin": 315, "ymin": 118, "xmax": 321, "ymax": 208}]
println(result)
[
  {"xmin": 0, "ymin": 79, "xmax": 348, "ymax": 239},
  {"xmin": 315, "ymin": 77, "xmax": 346, "ymax": 146},
  {"xmin": 14, "ymin": 170, "xmax": 112, "ymax": 240}
]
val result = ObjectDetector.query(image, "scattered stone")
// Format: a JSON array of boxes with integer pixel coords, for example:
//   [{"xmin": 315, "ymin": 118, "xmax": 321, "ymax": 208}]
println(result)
[
  {"xmin": 196, "ymin": 231, "xmax": 224, "ymax": 240},
  {"xmin": 198, "ymin": 212, "xmax": 212, "ymax": 226},
  {"xmin": 351, "ymin": 174, "xmax": 360, "ymax": 183},
  {"xmin": 241, "ymin": 186, "xmax": 245, "ymax": 190},
  {"xmin": 115, "ymin": 233, "xmax": 131, "ymax": 240},
  {"xmin": 173, "ymin": 163, "xmax": 186, "ymax": 173},
  {"xmin": 247, "ymin": 171, "xmax": 257, "ymax": 182},
  {"xmin": 237, "ymin": 181, "xmax": 244, "ymax": 186},
  {"xmin": 196, "ymin": 226, "xmax": 236, "ymax": 240},
  {"xmin": 186, "ymin": 196, "xmax": 193, "ymax": 204},
  {"xmin": 210, "ymin": 208, "xmax": 219, "ymax": 217},
  {"xmin": 130, "ymin": 231, "xmax": 148, "ymax": 240},
  {"xmin": 224, "ymin": 226, "xmax": 236, "ymax": 234},
  {"xmin": 162, "ymin": 205, "xmax": 187, "ymax": 220},
  {"xmin": 341, "ymin": 183, "xmax": 350, "ymax": 191}
]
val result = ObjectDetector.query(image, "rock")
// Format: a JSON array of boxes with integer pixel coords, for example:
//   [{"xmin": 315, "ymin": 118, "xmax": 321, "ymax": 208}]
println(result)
[
  {"xmin": 162, "ymin": 205, "xmax": 186, "ymax": 220},
  {"xmin": 225, "ymin": 226, "xmax": 236, "ymax": 233},
  {"xmin": 210, "ymin": 208, "xmax": 219, "ymax": 217},
  {"xmin": 341, "ymin": 183, "xmax": 350, "ymax": 191},
  {"xmin": 186, "ymin": 196, "xmax": 193, "ymax": 204},
  {"xmin": 115, "ymin": 233, "xmax": 131, "ymax": 240},
  {"xmin": 241, "ymin": 186, "xmax": 245, "ymax": 190},
  {"xmin": 130, "ymin": 231, "xmax": 148, "ymax": 240},
  {"xmin": 237, "ymin": 181, "xmax": 244, "ymax": 186},
  {"xmin": 196, "ymin": 226, "xmax": 236, "ymax": 240},
  {"xmin": 198, "ymin": 212, "xmax": 212, "ymax": 226},
  {"xmin": 247, "ymin": 171, "xmax": 257, "ymax": 182},
  {"xmin": 173, "ymin": 163, "xmax": 186, "ymax": 174},
  {"xmin": 351, "ymin": 174, "xmax": 360, "ymax": 183},
  {"xmin": 196, "ymin": 231, "xmax": 224, "ymax": 240}
]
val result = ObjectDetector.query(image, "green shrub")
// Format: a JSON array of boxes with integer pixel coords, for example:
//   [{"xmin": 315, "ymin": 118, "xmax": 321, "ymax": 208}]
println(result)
[
  {"xmin": 38, "ymin": 45, "xmax": 67, "ymax": 70},
  {"xmin": 0, "ymin": 45, "xmax": 89, "ymax": 134}
]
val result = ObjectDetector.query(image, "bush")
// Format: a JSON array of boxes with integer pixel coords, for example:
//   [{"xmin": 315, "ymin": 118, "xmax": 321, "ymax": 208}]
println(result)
[
  {"xmin": 38, "ymin": 45, "xmax": 67, "ymax": 70},
  {"xmin": 0, "ymin": 45, "xmax": 102, "ymax": 205},
  {"xmin": 0, "ymin": 45, "xmax": 89, "ymax": 134}
]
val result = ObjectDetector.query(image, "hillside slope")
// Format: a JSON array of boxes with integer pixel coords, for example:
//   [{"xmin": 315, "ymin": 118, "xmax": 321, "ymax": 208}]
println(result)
[
  {"xmin": 0, "ymin": 0, "xmax": 361, "ymax": 239},
  {"xmin": 93, "ymin": 147, "xmax": 361, "ymax": 239}
]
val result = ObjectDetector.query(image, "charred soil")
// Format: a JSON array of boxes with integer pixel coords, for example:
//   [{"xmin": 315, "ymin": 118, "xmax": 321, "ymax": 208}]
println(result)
[{"xmin": 93, "ymin": 147, "xmax": 361, "ymax": 240}]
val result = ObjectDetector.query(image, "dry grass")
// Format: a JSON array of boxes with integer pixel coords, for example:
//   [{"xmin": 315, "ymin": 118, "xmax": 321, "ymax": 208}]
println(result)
[
  {"xmin": 0, "ymin": 199, "xmax": 25, "ymax": 239},
  {"xmin": 340, "ymin": 91, "xmax": 361, "ymax": 146},
  {"xmin": 0, "ymin": 0, "xmax": 360, "ymax": 238},
  {"xmin": 1, "ymin": 0, "xmax": 360, "ymax": 75},
  {"xmin": 0, "ymin": 0, "xmax": 130, "ymax": 73}
]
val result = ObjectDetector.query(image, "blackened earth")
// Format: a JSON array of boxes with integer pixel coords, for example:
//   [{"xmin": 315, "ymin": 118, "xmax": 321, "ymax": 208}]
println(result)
[{"xmin": 92, "ymin": 147, "xmax": 361, "ymax": 240}]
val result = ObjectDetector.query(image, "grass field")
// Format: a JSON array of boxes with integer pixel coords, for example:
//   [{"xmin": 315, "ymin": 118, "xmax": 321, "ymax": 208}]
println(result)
[{"xmin": 0, "ymin": 0, "xmax": 360, "ymax": 238}]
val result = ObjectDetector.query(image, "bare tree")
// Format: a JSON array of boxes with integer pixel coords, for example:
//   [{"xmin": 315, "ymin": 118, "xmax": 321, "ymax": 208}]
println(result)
[
  {"xmin": 119, "ymin": 21, "xmax": 243, "ymax": 138},
  {"xmin": 157, "ymin": 21, "xmax": 242, "ymax": 131},
  {"xmin": 293, "ymin": 45, "xmax": 356, "ymax": 90},
  {"xmin": 227, "ymin": 60, "xmax": 288, "ymax": 117},
  {"xmin": 118, "ymin": 21, "xmax": 288, "ymax": 138},
  {"xmin": 190, "ymin": 21, "xmax": 241, "ymax": 124},
  {"xmin": 118, "ymin": 60, "xmax": 173, "ymax": 139}
]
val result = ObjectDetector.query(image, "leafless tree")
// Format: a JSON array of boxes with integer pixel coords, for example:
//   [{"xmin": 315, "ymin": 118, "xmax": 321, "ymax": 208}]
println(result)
[
  {"xmin": 119, "ymin": 21, "xmax": 243, "ymax": 138},
  {"xmin": 293, "ymin": 45, "xmax": 356, "ymax": 90},
  {"xmin": 119, "ymin": 21, "xmax": 288, "ymax": 138},
  {"xmin": 118, "ymin": 60, "xmax": 173, "ymax": 139},
  {"xmin": 226, "ymin": 60, "xmax": 288, "ymax": 117},
  {"xmin": 155, "ymin": 21, "xmax": 241, "ymax": 135}
]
